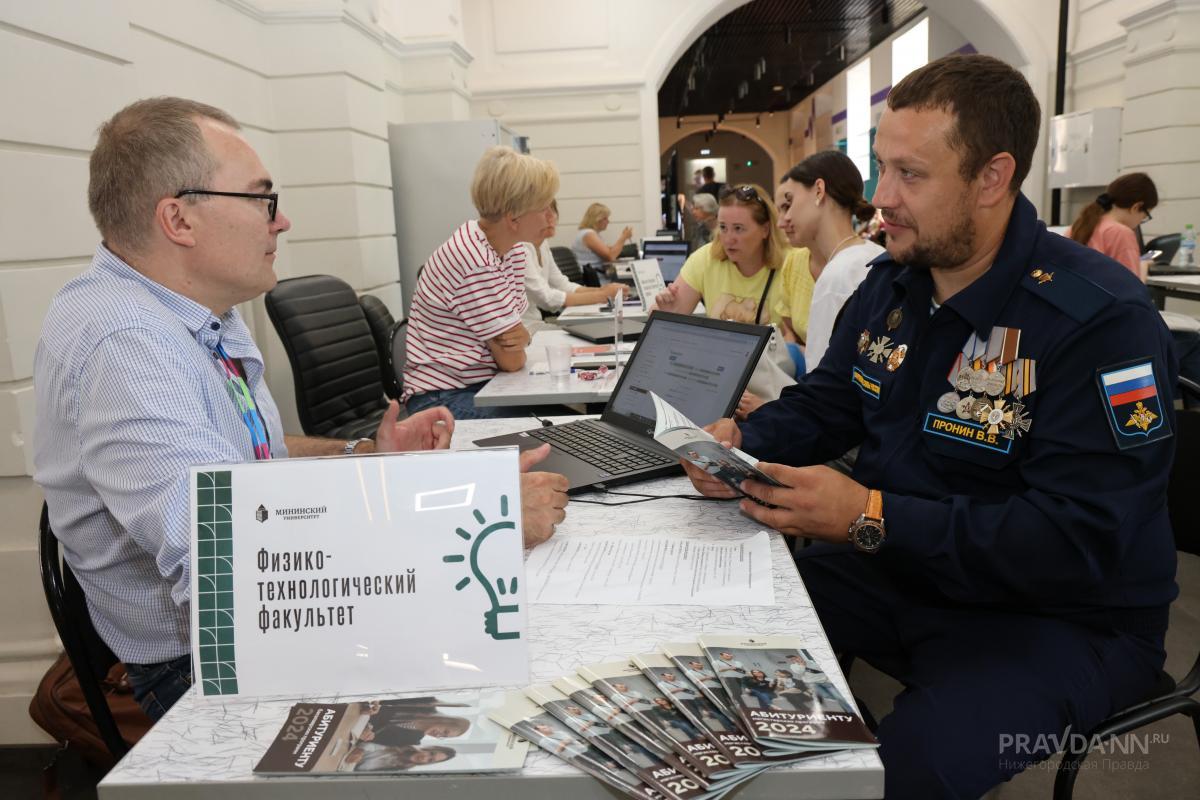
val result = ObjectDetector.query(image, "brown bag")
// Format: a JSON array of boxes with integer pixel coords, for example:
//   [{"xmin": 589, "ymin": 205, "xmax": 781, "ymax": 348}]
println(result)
[{"xmin": 28, "ymin": 652, "xmax": 153, "ymax": 769}]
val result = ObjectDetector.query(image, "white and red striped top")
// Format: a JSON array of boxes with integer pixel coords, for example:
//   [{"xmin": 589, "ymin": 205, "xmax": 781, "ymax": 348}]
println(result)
[{"xmin": 402, "ymin": 220, "xmax": 529, "ymax": 400}]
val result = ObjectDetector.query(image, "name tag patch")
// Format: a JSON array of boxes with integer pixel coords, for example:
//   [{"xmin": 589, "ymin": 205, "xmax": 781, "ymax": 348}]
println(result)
[
  {"xmin": 1096, "ymin": 360, "xmax": 1172, "ymax": 450},
  {"xmin": 851, "ymin": 367, "xmax": 881, "ymax": 400},
  {"xmin": 923, "ymin": 413, "xmax": 1014, "ymax": 454}
]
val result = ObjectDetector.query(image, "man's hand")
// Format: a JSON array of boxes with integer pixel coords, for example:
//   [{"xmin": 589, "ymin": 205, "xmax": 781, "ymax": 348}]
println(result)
[
  {"xmin": 494, "ymin": 323, "xmax": 531, "ymax": 352},
  {"xmin": 375, "ymin": 402, "xmax": 454, "ymax": 452},
  {"xmin": 734, "ymin": 390, "xmax": 766, "ymax": 421},
  {"xmin": 737, "ymin": 463, "xmax": 868, "ymax": 541},
  {"xmin": 680, "ymin": 418, "xmax": 743, "ymax": 498},
  {"xmin": 519, "ymin": 444, "xmax": 569, "ymax": 548}
]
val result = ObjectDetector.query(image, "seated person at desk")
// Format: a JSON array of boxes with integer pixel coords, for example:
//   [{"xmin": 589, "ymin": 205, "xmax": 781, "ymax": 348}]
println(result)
[
  {"xmin": 571, "ymin": 202, "xmax": 634, "ymax": 268},
  {"xmin": 403, "ymin": 146, "xmax": 558, "ymax": 419},
  {"xmin": 32, "ymin": 98, "xmax": 568, "ymax": 722},
  {"xmin": 1068, "ymin": 173, "xmax": 1158, "ymax": 281},
  {"xmin": 653, "ymin": 184, "xmax": 807, "ymax": 415},
  {"xmin": 522, "ymin": 199, "xmax": 623, "ymax": 328},
  {"xmin": 681, "ymin": 55, "xmax": 1177, "ymax": 799}
]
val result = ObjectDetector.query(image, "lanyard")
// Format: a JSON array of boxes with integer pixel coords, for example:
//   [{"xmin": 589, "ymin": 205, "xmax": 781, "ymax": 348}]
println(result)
[
  {"xmin": 755, "ymin": 267, "xmax": 778, "ymax": 325},
  {"xmin": 212, "ymin": 343, "xmax": 271, "ymax": 460}
]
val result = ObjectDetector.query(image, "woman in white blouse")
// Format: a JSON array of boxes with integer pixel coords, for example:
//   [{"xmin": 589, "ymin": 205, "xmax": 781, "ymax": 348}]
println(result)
[
  {"xmin": 523, "ymin": 201, "xmax": 622, "ymax": 327},
  {"xmin": 776, "ymin": 150, "xmax": 884, "ymax": 371}
]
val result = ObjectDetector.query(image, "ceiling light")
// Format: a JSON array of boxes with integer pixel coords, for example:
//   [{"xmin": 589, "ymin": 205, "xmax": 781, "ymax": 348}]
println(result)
[
  {"xmin": 773, "ymin": 84, "xmax": 784, "ymax": 92},
  {"xmin": 701, "ymin": 148, "xmax": 711, "ymax": 155}
]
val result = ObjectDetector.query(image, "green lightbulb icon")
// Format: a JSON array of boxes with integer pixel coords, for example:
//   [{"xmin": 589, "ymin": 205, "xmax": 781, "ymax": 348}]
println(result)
[{"xmin": 442, "ymin": 494, "xmax": 521, "ymax": 640}]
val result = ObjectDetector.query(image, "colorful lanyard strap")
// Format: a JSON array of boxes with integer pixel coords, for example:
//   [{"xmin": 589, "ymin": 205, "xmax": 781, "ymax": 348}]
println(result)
[{"xmin": 212, "ymin": 343, "xmax": 271, "ymax": 460}]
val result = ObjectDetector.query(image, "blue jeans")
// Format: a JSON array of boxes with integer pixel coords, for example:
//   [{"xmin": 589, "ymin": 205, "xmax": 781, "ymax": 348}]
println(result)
[
  {"xmin": 126, "ymin": 654, "xmax": 192, "ymax": 721},
  {"xmin": 407, "ymin": 383, "xmax": 550, "ymax": 420}
]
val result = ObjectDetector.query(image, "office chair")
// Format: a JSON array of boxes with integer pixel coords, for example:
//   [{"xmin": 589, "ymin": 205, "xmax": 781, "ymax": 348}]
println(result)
[
  {"xmin": 550, "ymin": 246, "xmax": 584, "ymax": 284},
  {"xmin": 1181, "ymin": 376, "xmax": 1200, "ymax": 411},
  {"xmin": 1145, "ymin": 233, "xmax": 1182, "ymax": 265},
  {"xmin": 358, "ymin": 294, "xmax": 399, "ymax": 400},
  {"xmin": 264, "ymin": 275, "xmax": 389, "ymax": 439},
  {"xmin": 38, "ymin": 503, "xmax": 129, "ymax": 762},
  {"xmin": 1052, "ymin": 408, "xmax": 1200, "ymax": 799},
  {"xmin": 389, "ymin": 318, "xmax": 409, "ymax": 402}
]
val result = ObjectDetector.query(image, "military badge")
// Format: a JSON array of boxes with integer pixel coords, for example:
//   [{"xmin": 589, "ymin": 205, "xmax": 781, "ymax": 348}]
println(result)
[
  {"xmin": 886, "ymin": 343, "xmax": 907, "ymax": 372},
  {"xmin": 867, "ymin": 335, "xmax": 894, "ymax": 364},
  {"xmin": 1096, "ymin": 360, "xmax": 1172, "ymax": 450},
  {"xmin": 857, "ymin": 329, "xmax": 871, "ymax": 354}
]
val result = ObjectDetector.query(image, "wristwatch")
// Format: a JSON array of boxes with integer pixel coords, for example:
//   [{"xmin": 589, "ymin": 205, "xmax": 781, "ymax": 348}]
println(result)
[
  {"xmin": 848, "ymin": 489, "xmax": 886, "ymax": 553},
  {"xmin": 343, "ymin": 437, "xmax": 372, "ymax": 456}
]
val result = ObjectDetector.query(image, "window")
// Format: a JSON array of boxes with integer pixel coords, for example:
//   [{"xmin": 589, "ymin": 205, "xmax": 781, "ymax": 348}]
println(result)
[
  {"xmin": 847, "ymin": 59, "xmax": 871, "ymax": 181},
  {"xmin": 892, "ymin": 18, "xmax": 929, "ymax": 86}
]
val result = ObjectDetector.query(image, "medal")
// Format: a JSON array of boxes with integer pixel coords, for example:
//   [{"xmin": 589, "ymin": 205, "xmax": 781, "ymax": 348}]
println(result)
[
  {"xmin": 886, "ymin": 344, "xmax": 908, "ymax": 372},
  {"xmin": 857, "ymin": 330, "xmax": 871, "ymax": 354},
  {"xmin": 969, "ymin": 368, "xmax": 989, "ymax": 394},
  {"xmin": 937, "ymin": 391, "xmax": 960, "ymax": 414},
  {"xmin": 1004, "ymin": 399, "xmax": 1032, "ymax": 439},
  {"xmin": 975, "ymin": 398, "xmax": 1014, "ymax": 435},
  {"xmin": 886, "ymin": 308, "xmax": 903, "ymax": 330},
  {"xmin": 955, "ymin": 367, "xmax": 973, "ymax": 393},
  {"xmin": 867, "ymin": 335, "xmax": 894, "ymax": 364},
  {"xmin": 955, "ymin": 396, "xmax": 977, "ymax": 420},
  {"xmin": 984, "ymin": 371, "xmax": 1006, "ymax": 397}
]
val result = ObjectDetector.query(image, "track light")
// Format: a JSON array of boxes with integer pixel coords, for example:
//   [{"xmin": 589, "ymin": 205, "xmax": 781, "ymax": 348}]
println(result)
[
  {"xmin": 676, "ymin": 116, "xmax": 682, "ymax": 129},
  {"xmin": 755, "ymin": 115, "xmax": 761, "ymax": 128}
]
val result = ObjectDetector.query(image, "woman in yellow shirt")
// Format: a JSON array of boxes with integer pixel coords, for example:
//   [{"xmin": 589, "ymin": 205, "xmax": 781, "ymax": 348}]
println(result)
[{"xmin": 654, "ymin": 184, "xmax": 806, "ymax": 327}]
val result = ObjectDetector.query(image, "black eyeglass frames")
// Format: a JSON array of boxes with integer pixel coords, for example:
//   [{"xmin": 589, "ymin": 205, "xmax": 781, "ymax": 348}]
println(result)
[
  {"xmin": 175, "ymin": 189, "xmax": 279, "ymax": 222},
  {"xmin": 719, "ymin": 184, "xmax": 762, "ymax": 204}
]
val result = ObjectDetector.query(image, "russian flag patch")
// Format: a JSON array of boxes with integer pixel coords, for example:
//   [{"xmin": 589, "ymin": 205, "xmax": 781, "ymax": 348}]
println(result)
[{"xmin": 1096, "ymin": 359, "xmax": 1172, "ymax": 449}]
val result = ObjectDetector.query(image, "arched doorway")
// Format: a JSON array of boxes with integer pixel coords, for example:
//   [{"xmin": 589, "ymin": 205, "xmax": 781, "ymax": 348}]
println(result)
[{"xmin": 664, "ymin": 130, "xmax": 774, "ymax": 199}]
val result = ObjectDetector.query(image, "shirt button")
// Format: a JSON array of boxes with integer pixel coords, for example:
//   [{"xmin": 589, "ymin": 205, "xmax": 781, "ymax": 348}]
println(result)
[{"xmin": 211, "ymin": 322, "xmax": 220, "ymax": 330}]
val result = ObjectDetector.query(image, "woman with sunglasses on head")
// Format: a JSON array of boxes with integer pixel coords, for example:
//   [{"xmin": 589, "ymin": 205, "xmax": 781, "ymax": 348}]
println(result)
[
  {"xmin": 655, "ymin": 183, "xmax": 810, "ymax": 418},
  {"xmin": 1068, "ymin": 173, "xmax": 1158, "ymax": 282},
  {"xmin": 775, "ymin": 151, "xmax": 885, "ymax": 372}
]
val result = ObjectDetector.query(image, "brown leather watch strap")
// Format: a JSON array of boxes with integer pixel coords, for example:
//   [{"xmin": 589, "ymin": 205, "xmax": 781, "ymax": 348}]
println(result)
[{"xmin": 864, "ymin": 489, "xmax": 883, "ymax": 521}]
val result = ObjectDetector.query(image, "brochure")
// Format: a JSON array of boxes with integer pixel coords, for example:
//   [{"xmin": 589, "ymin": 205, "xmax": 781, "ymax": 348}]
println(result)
[
  {"xmin": 697, "ymin": 635, "xmax": 878, "ymax": 750},
  {"xmin": 254, "ymin": 691, "xmax": 526, "ymax": 775},
  {"xmin": 577, "ymin": 661, "xmax": 743, "ymax": 786},
  {"xmin": 571, "ymin": 342, "xmax": 637, "ymax": 368},
  {"xmin": 650, "ymin": 392, "xmax": 785, "ymax": 496},
  {"xmin": 490, "ymin": 692, "xmax": 665, "ymax": 800},
  {"xmin": 525, "ymin": 684, "xmax": 709, "ymax": 799}
]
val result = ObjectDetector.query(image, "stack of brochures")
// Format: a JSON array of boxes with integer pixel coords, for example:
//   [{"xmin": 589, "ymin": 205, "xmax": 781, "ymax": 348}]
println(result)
[
  {"xmin": 254, "ymin": 690, "xmax": 527, "ymax": 776},
  {"xmin": 489, "ymin": 634, "xmax": 877, "ymax": 798}
]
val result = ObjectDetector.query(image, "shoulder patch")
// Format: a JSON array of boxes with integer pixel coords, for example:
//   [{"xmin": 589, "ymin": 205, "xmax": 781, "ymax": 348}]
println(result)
[
  {"xmin": 1022, "ymin": 265, "xmax": 1115, "ymax": 324},
  {"xmin": 1096, "ymin": 359, "xmax": 1173, "ymax": 450}
]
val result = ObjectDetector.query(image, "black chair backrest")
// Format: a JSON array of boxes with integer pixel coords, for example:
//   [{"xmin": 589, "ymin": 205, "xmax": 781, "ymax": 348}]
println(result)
[
  {"xmin": 1145, "ymin": 233, "xmax": 1181, "ymax": 265},
  {"xmin": 1169, "ymin": 409, "xmax": 1200, "ymax": 557},
  {"xmin": 264, "ymin": 275, "xmax": 388, "ymax": 438},
  {"xmin": 550, "ymin": 246, "xmax": 584, "ymax": 284},
  {"xmin": 618, "ymin": 242, "xmax": 638, "ymax": 260},
  {"xmin": 358, "ymin": 294, "xmax": 399, "ymax": 400},
  {"xmin": 38, "ymin": 504, "xmax": 129, "ymax": 761},
  {"xmin": 390, "ymin": 318, "xmax": 409, "ymax": 401}
]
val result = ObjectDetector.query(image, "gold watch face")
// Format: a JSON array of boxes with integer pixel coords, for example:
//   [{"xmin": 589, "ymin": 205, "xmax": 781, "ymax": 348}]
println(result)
[{"xmin": 852, "ymin": 521, "xmax": 885, "ymax": 552}]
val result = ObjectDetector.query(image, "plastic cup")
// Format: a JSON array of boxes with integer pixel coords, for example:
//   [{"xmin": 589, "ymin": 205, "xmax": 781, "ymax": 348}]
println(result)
[{"xmin": 546, "ymin": 343, "xmax": 573, "ymax": 377}]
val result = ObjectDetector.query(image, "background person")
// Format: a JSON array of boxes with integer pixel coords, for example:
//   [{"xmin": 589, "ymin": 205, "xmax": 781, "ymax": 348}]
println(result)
[
  {"xmin": 402, "ymin": 146, "xmax": 554, "ymax": 420},
  {"xmin": 522, "ymin": 200, "xmax": 623, "ymax": 328},
  {"xmin": 687, "ymin": 192, "xmax": 719, "ymax": 251},
  {"xmin": 571, "ymin": 202, "xmax": 634, "ymax": 267},
  {"xmin": 1068, "ymin": 172, "xmax": 1158, "ymax": 281}
]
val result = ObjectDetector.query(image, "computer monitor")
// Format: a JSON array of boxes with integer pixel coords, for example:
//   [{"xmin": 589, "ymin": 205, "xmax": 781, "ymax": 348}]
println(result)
[{"xmin": 642, "ymin": 240, "xmax": 690, "ymax": 283}]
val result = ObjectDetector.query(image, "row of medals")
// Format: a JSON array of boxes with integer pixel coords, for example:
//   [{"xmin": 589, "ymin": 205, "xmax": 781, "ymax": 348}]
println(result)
[{"xmin": 937, "ymin": 366, "xmax": 1027, "ymax": 439}]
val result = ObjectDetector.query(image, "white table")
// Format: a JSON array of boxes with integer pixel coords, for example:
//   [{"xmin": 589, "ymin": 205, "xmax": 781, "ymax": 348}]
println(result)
[
  {"xmin": 98, "ymin": 418, "xmax": 884, "ymax": 800},
  {"xmin": 474, "ymin": 329, "xmax": 624, "ymax": 407}
]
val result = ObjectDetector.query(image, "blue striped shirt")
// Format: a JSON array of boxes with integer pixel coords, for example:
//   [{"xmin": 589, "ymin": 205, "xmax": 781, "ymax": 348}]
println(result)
[{"xmin": 33, "ymin": 245, "xmax": 288, "ymax": 664}]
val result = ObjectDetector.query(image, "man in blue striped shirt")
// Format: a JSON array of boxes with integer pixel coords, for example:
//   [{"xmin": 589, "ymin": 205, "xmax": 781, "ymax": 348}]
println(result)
[{"xmin": 33, "ymin": 97, "xmax": 568, "ymax": 721}]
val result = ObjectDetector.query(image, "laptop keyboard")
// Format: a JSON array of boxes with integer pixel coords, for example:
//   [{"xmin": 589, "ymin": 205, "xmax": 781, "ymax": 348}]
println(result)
[{"xmin": 526, "ymin": 420, "xmax": 675, "ymax": 477}]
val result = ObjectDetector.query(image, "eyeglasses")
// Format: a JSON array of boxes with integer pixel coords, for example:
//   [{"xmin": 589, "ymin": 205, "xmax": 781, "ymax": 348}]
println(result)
[
  {"xmin": 719, "ymin": 184, "xmax": 763, "ymax": 204},
  {"xmin": 175, "ymin": 189, "xmax": 279, "ymax": 222},
  {"xmin": 1143, "ymin": 210, "xmax": 1153, "ymax": 223}
]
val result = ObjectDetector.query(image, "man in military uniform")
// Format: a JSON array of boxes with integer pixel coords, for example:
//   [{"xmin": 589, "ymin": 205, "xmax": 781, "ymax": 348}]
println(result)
[{"xmin": 683, "ymin": 54, "xmax": 1177, "ymax": 798}]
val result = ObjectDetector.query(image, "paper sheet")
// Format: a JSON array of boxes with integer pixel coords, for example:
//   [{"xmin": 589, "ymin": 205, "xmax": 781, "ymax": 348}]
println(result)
[{"xmin": 524, "ymin": 532, "xmax": 775, "ymax": 606}]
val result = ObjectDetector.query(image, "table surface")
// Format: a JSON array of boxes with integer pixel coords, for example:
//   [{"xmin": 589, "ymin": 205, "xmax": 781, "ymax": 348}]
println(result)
[
  {"xmin": 474, "ymin": 329, "xmax": 625, "ymax": 407},
  {"xmin": 1148, "ymin": 274, "xmax": 1200, "ymax": 289},
  {"xmin": 98, "ymin": 417, "xmax": 884, "ymax": 799}
]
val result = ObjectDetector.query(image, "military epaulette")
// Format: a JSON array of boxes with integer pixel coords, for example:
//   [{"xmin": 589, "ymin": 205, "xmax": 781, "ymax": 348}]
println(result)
[{"xmin": 1020, "ymin": 264, "xmax": 1115, "ymax": 324}]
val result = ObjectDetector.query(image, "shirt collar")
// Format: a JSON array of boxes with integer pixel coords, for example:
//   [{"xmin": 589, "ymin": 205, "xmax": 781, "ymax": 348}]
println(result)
[
  {"xmin": 93, "ymin": 243, "xmax": 248, "ymax": 352},
  {"xmin": 884, "ymin": 194, "xmax": 1040, "ymax": 335},
  {"xmin": 467, "ymin": 219, "xmax": 507, "ymax": 268}
]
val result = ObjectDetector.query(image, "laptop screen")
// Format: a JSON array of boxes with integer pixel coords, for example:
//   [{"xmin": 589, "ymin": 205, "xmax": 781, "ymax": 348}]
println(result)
[
  {"xmin": 642, "ymin": 241, "xmax": 690, "ymax": 283},
  {"xmin": 605, "ymin": 313, "xmax": 769, "ymax": 436}
]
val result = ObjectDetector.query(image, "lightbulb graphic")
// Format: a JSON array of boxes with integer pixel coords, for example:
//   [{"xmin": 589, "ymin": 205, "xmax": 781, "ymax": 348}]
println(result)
[{"xmin": 442, "ymin": 494, "xmax": 521, "ymax": 640}]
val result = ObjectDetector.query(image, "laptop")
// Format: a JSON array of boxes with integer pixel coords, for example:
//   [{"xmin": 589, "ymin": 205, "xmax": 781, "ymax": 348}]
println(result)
[
  {"xmin": 558, "ymin": 318, "xmax": 645, "ymax": 344},
  {"xmin": 474, "ymin": 312, "xmax": 771, "ymax": 493},
  {"xmin": 642, "ymin": 240, "xmax": 690, "ymax": 282}
]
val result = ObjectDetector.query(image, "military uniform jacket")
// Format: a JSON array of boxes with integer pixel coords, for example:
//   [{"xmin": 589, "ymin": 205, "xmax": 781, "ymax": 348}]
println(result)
[{"xmin": 740, "ymin": 195, "xmax": 1178, "ymax": 636}]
